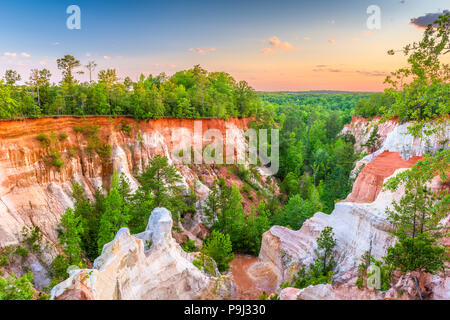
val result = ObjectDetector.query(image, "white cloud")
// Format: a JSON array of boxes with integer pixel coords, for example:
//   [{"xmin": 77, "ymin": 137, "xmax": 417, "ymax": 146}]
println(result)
[
  {"xmin": 21, "ymin": 52, "xmax": 31, "ymax": 58},
  {"xmin": 4, "ymin": 52, "xmax": 17, "ymax": 58},
  {"xmin": 86, "ymin": 52, "xmax": 91, "ymax": 57}
]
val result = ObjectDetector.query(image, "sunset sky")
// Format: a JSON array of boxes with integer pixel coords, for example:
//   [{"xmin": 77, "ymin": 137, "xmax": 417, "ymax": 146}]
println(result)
[{"xmin": 0, "ymin": 0, "xmax": 449, "ymax": 91}]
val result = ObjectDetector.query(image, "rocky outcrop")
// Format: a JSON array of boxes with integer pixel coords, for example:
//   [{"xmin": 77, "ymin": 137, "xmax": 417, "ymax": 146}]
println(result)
[
  {"xmin": 255, "ymin": 173, "xmax": 406, "ymax": 288},
  {"xmin": 51, "ymin": 208, "xmax": 237, "ymax": 300},
  {"xmin": 345, "ymin": 151, "xmax": 422, "ymax": 203},
  {"xmin": 0, "ymin": 116, "xmax": 267, "ymax": 287},
  {"xmin": 257, "ymin": 117, "xmax": 449, "ymax": 300}
]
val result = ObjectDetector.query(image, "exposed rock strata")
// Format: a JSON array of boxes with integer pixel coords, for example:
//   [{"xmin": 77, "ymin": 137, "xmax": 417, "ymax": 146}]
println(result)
[{"xmin": 51, "ymin": 208, "xmax": 237, "ymax": 300}]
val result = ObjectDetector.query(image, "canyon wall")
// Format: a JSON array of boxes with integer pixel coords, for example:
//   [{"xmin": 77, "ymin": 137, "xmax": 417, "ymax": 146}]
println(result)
[
  {"xmin": 256, "ymin": 117, "xmax": 449, "ymax": 300},
  {"xmin": 0, "ymin": 116, "xmax": 257, "ymax": 287}
]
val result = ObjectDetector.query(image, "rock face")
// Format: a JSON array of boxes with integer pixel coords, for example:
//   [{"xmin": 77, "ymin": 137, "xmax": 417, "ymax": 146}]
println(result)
[
  {"xmin": 51, "ymin": 208, "xmax": 237, "ymax": 300},
  {"xmin": 256, "ymin": 176, "xmax": 405, "ymax": 288},
  {"xmin": 0, "ymin": 116, "xmax": 264, "ymax": 287},
  {"xmin": 257, "ymin": 118, "xmax": 449, "ymax": 300},
  {"xmin": 345, "ymin": 151, "xmax": 422, "ymax": 203}
]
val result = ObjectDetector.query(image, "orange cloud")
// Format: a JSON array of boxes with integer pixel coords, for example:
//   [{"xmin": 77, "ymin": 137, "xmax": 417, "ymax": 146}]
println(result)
[
  {"xmin": 189, "ymin": 48, "xmax": 217, "ymax": 54},
  {"xmin": 328, "ymin": 40, "xmax": 335, "ymax": 45},
  {"xmin": 262, "ymin": 36, "xmax": 297, "ymax": 54},
  {"xmin": 261, "ymin": 47, "xmax": 276, "ymax": 55}
]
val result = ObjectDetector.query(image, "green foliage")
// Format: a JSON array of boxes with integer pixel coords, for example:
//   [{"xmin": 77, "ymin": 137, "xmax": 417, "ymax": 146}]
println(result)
[
  {"xmin": 36, "ymin": 133, "xmax": 50, "ymax": 147},
  {"xmin": 202, "ymin": 230, "xmax": 234, "ymax": 272},
  {"xmin": 383, "ymin": 12, "xmax": 450, "ymax": 135},
  {"xmin": 58, "ymin": 207, "xmax": 84, "ymax": 265},
  {"xmin": 258, "ymin": 291, "xmax": 280, "ymax": 300},
  {"xmin": 192, "ymin": 252, "xmax": 216, "ymax": 276},
  {"xmin": 292, "ymin": 227, "xmax": 337, "ymax": 289},
  {"xmin": 0, "ymin": 272, "xmax": 36, "ymax": 300},
  {"xmin": 384, "ymin": 233, "xmax": 447, "ymax": 274},
  {"xmin": 97, "ymin": 173, "xmax": 131, "ymax": 254},
  {"xmin": 0, "ymin": 64, "xmax": 261, "ymax": 120},
  {"xmin": 58, "ymin": 132, "xmax": 68, "ymax": 141},
  {"xmin": 181, "ymin": 239, "xmax": 198, "ymax": 253}
]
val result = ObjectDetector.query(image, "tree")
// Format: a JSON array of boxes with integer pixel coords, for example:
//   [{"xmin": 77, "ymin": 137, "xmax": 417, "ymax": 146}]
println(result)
[
  {"xmin": 383, "ymin": 150, "xmax": 449, "ymax": 274},
  {"xmin": 316, "ymin": 226, "xmax": 337, "ymax": 274},
  {"xmin": 27, "ymin": 68, "xmax": 51, "ymax": 108},
  {"xmin": 202, "ymin": 230, "xmax": 234, "ymax": 272},
  {"xmin": 384, "ymin": 233, "xmax": 447, "ymax": 274},
  {"xmin": 85, "ymin": 61, "xmax": 97, "ymax": 84},
  {"xmin": 58, "ymin": 207, "xmax": 84, "ymax": 265},
  {"xmin": 57, "ymin": 55, "xmax": 82, "ymax": 86},
  {"xmin": 0, "ymin": 272, "xmax": 36, "ymax": 300},
  {"xmin": 384, "ymin": 12, "xmax": 450, "ymax": 136},
  {"xmin": 97, "ymin": 184, "xmax": 130, "ymax": 254},
  {"xmin": 138, "ymin": 155, "xmax": 185, "ymax": 220},
  {"xmin": 293, "ymin": 227, "xmax": 337, "ymax": 289},
  {"xmin": 4, "ymin": 69, "xmax": 21, "ymax": 86}
]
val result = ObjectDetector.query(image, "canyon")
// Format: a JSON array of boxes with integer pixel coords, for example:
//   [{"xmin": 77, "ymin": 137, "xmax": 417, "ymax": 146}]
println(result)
[
  {"xmin": 252, "ymin": 116, "xmax": 449, "ymax": 300},
  {"xmin": 0, "ymin": 115, "xmax": 448, "ymax": 300}
]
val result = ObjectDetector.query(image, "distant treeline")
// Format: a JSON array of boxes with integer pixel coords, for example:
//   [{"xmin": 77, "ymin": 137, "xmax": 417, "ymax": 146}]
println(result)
[{"xmin": 0, "ymin": 58, "xmax": 262, "ymax": 120}]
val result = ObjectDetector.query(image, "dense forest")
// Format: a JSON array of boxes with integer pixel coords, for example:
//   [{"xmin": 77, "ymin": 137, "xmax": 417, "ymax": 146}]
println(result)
[{"xmin": 0, "ymin": 62, "xmax": 260, "ymax": 120}]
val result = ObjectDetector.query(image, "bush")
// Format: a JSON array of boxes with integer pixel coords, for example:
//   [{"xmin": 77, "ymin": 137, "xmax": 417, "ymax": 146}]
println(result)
[
  {"xmin": 181, "ymin": 239, "xmax": 198, "ymax": 253},
  {"xmin": 202, "ymin": 230, "xmax": 234, "ymax": 272},
  {"xmin": 0, "ymin": 272, "xmax": 36, "ymax": 300},
  {"xmin": 58, "ymin": 132, "xmax": 68, "ymax": 141},
  {"xmin": 384, "ymin": 233, "xmax": 447, "ymax": 274},
  {"xmin": 36, "ymin": 133, "xmax": 50, "ymax": 147}
]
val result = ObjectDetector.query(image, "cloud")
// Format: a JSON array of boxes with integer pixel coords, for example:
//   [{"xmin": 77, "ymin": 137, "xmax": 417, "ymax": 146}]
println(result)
[
  {"xmin": 3, "ymin": 52, "xmax": 17, "ymax": 58},
  {"xmin": 355, "ymin": 70, "xmax": 387, "ymax": 77},
  {"xmin": 353, "ymin": 37, "xmax": 360, "ymax": 41},
  {"xmin": 262, "ymin": 36, "xmax": 297, "ymax": 54},
  {"xmin": 52, "ymin": 42, "xmax": 60, "ymax": 46},
  {"xmin": 303, "ymin": 37, "xmax": 311, "ymax": 41},
  {"xmin": 328, "ymin": 40, "xmax": 335, "ymax": 45},
  {"xmin": 364, "ymin": 30, "xmax": 372, "ymax": 35},
  {"xmin": 329, "ymin": 20, "xmax": 335, "ymax": 24},
  {"xmin": 21, "ymin": 52, "xmax": 31, "ymax": 58},
  {"xmin": 261, "ymin": 47, "xmax": 276, "ymax": 55},
  {"xmin": 103, "ymin": 56, "xmax": 110, "ymax": 60},
  {"xmin": 189, "ymin": 47, "xmax": 217, "ymax": 54},
  {"xmin": 410, "ymin": 10, "xmax": 449, "ymax": 29},
  {"xmin": 39, "ymin": 60, "xmax": 47, "ymax": 66},
  {"xmin": 86, "ymin": 52, "xmax": 91, "ymax": 57}
]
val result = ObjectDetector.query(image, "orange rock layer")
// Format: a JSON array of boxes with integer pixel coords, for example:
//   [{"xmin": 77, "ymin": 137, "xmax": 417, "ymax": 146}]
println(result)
[{"xmin": 345, "ymin": 151, "xmax": 423, "ymax": 203}]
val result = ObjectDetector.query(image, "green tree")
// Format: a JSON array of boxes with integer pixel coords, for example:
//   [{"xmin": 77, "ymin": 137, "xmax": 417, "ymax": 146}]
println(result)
[
  {"xmin": 202, "ymin": 230, "xmax": 234, "ymax": 272},
  {"xmin": 58, "ymin": 207, "xmax": 84, "ymax": 265},
  {"xmin": 0, "ymin": 272, "xmax": 36, "ymax": 300},
  {"xmin": 97, "ymin": 184, "xmax": 131, "ymax": 254}
]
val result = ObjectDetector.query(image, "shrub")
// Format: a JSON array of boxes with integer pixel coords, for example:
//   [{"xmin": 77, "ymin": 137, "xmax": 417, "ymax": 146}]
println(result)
[
  {"xmin": 36, "ymin": 133, "xmax": 50, "ymax": 147},
  {"xmin": 58, "ymin": 132, "xmax": 68, "ymax": 141},
  {"xmin": 202, "ymin": 230, "xmax": 234, "ymax": 272},
  {"xmin": 181, "ymin": 239, "xmax": 198, "ymax": 253}
]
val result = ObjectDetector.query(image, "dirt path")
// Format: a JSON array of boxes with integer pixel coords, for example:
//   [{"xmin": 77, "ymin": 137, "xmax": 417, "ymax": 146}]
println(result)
[{"xmin": 229, "ymin": 254, "xmax": 277, "ymax": 300}]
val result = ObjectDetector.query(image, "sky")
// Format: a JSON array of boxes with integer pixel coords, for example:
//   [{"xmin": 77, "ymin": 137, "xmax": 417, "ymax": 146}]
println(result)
[{"xmin": 0, "ymin": 0, "xmax": 449, "ymax": 91}]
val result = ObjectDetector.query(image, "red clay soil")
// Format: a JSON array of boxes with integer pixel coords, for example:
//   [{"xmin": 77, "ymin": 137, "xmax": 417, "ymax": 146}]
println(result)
[
  {"xmin": 230, "ymin": 254, "xmax": 276, "ymax": 300},
  {"xmin": 346, "ymin": 151, "xmax": 423, "ymax": 203}
]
